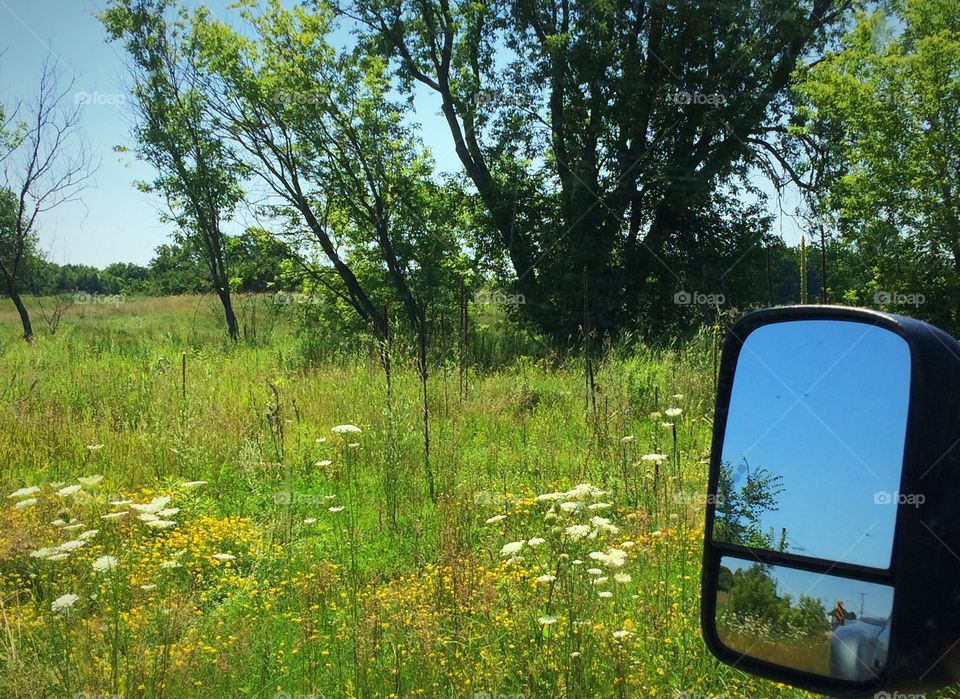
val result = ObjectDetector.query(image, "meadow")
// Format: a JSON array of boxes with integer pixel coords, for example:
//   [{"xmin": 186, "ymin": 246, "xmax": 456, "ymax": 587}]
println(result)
[{"xmin": 0, "ymin": 296, "xmax": 838, "ymax": 698}]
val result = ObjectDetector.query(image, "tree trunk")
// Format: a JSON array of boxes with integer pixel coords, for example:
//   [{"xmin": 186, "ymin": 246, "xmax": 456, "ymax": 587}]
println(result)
[
  {"xmin": 8, "ymin": 284, "xmax": 33, "ymax": 342},
  {"xmin": 216, "ymin": 286, "xmax": 239, "ymax": 341}
]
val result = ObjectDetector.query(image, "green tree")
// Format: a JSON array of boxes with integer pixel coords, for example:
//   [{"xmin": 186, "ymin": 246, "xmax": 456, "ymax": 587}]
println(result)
[
  {"xmin": 0, "ymin": 61, "xmax": 94, "ymax": 340},
  {"xmin": 350, "ymin": 0, "xmax": 853, "ymax": 341},
  {"xmin": 714, "ymin": 460, "xmax": 785, "ymax": 549},
  {"xmin": 102, "ymin": 0, "xmax": 246, "ymax": 340},
  {"xmin": 793, "ymin": 0, "xmax": 960, "ymax": 330}
]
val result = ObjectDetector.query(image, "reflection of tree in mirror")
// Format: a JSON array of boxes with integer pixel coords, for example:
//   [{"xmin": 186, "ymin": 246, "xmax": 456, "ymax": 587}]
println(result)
[
  {"xmin": 717, "ymin": 564, "xmax": 831, "ymax": 674},
  {"xmin": 714, "ymin": 459, "xmax": 784, "ymax": 549}
]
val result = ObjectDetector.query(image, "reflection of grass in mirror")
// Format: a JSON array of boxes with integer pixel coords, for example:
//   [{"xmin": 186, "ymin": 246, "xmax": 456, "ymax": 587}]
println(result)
[{"xmin": 716, "ymin": 562, "xmax": 833, "ymax": 676}]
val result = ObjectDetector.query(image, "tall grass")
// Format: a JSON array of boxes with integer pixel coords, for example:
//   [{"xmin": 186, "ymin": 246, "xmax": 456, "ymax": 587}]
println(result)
[{"xmin": 0, "ymin": 296, "xmax": 819, "ymax": 698}]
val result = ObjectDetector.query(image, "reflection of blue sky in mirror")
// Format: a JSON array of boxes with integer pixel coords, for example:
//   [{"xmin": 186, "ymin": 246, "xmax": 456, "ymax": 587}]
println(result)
[
  {"xmin": 719, "ymin": 321, "xmax": 911, "ymax": 569},
  {"xmin": 721, "ymin": 557, "xmax": 894, "ymax": 621}
]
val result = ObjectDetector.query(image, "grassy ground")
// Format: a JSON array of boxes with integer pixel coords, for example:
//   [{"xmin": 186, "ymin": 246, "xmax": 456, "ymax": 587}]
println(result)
[{"xmin": 0, "ymin": 295, "xmax": 825, "ymax": 698}]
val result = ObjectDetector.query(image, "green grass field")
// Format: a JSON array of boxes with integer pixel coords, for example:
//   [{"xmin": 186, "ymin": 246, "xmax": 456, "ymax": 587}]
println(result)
[{"xmin": 0, "ymin": 296, "xmax": 847, "ymax": 698}]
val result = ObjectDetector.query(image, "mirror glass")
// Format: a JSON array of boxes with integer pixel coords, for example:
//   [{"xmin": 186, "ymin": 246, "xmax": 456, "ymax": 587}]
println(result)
[
  {"xmin": 713, "ymin": 320, "xmax": 911, "ymax": 569},
  {"xmin": 716, "ymin": 555, "xmax": 894, "ymax": 681}
]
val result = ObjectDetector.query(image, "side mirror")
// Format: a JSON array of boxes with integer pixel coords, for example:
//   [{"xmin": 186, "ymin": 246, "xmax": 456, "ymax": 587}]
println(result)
[{"xmin": 701, "ymin": 306, "xmax": 960, "ymax": 697}]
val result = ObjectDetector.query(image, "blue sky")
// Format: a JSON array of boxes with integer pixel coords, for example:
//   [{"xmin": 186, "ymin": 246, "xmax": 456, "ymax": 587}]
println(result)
[
  {"xmin": 0, "ymin": 0, "xmax": 805, "ymax": 268},
  {"xmin": 720, "ymin": 320, "xmax": 912, "ymax": 570}
]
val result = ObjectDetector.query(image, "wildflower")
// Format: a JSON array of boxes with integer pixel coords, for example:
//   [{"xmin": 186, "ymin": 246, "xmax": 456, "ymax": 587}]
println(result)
[
  {"xmin": 536, "ymin": 574, "xmax": 556, "ymax": 584},
  {"xmin": 140, "ymin": 583, "xmax": 157, "ymax": 590},
  {"xmin": 92, "ymin": 556, "xmax": 118, "ymax": 573},
  {"xmin": 51, "ymin": 593, "xmax": 79, "ymax": 613},
  {"xmin": 565, "ymin": 483, "xmax": 607, "ymax": 500},
  {"xmin": 160, "ymin": 560, "xmax": 181, "ymax": 569},
  {"xmin": 527, "ymin": 537, "xmax": 545, "ymax": 547},
  {"xmin": 641, "ymin": 454, "xmax": 668, "ymax": 463},
  {"xmin": 347, "ymin": 442, "xmax": 359, "ymax": 448},
  {"xmin": 47, "ymin": 553, "xmax": 70, "ymax": 561},
  {"xmin": 14, "ymin": 498, "xmax": 37, "ymax": 509},
  {"xmin": 131, "ymin": 496, "xmax": 171, "ymax": 513},
  {"xmin": 57, "ymin": 485, "xmax": 81, "ymax": 497},
  {"xmin": 588, "ymin": 502, "xmax": 612, "ymax": 511},
  {"xmin": 621, "ymin": 540, "xmax": 635, "ymax": 548},
  {"xmin": 598, "ymin": 590, "xmax": 613, "ymax": 599},
  {"xmin": 620, "ymin": 435, "xmax": 636, "ymax": 443},
  {"xmin": 78, "ymin": 475, "xmax": 103, "ymax": 487},
  {"xmin": 592, "ymin": 576, "xmax": 608, "ymax": 585},
  {"xmin": 78, "ymin": 529, "xmax": 99, "ymax": 540},
  {"xmin": 315, "ymin": 460, "xmax": 333, "ymax": 467},
  {"xmin": 559, "ymin": 501, "xmax": 580, "ymax": 514},
  {"xmin": 331, "ymin": 424, "xmax": 362, "ymax": 435},
  {"xmin": 570, "ymin": 651, "xmax": 582, "ymax": 658},
  {"xmin": 145, "ymin": 520, "xmax": 177, "ymax": 529},
  {"xmin": 660, "ymin": 422, "xmax": 675, "ymax": 428},
  {"xmin": 8, "ymin": 486, "xmax": 40, "ymax": 499},
  {"xmin": 30, "ymin": 547, "xmax": 59, "ymax": 559},
  {"xmin": 303, "ymin": 518, "xmax": 317, "ymax": 524},
  {"xmin": 58, "ymin": 540, "xmax": 87, "ymax": 552},
  {"xmin": 538, "ymin": 615, "xmax": 558, "ymax": 625},
  {"xmin": 212, "ymin": 553, "xmax": 236, "ymax": 561},
  {"xmin": 665, "ymin": 407, "xmax": 682, "ymax": 417},
  {"xmin": 534, "ymin": 492, "xmax": 565, "ymax": 502},
  {"xmin": 571, "ymin": 559, "xmax": 583, "ymax": 566},
  {"xmin": 51, "ymin": 519, "xmax": 67, "ymax": 527},
  {"xmin": 101, "ymin": 511, "xmax": 128, "ymax": 521},
  {"xmin": 86, "ymin": 444, "xmax": 104, "ymax": 451},
  {"xmin": 315, "ymin": 437, "xmax": 327, "ymax": 443},
  {"xmin": 613, "ymin": 630, "xmax": 632, "ymax": 639},
  {"xmin": 47, "ymin": 482, "xmax": 65, "ymax": 490},
  {"xmin": 181, "ymin": 481, "xmax": 207, "ymax": 489},
  {"xmin": 62, "ymin": 523, "xmax": 85, "ymax": 531},
  {"xmin": 651, "ymin": 530, "xmax": 663, "ymax": 537},
  {"xmin": 500, "ymin": 540, "xmax": 525, "ymax": 557},
  {"xmin": 485, "ymin": 515, "xmax": 507, "ymax": 525},
  {"xmin": 649, "ymin": 411, "xmax": 662, "ymax": 420},
  {"xmin": 587, "ymin": 568, "xmax": 603, "ymax": 576},
  {"xmin": 614, "ymin": 573, "xmax": 632, "ymax": 583},
  {"xmin": 110, "ymin": 499, "xmax": 133, "ymax": 506},
  {"xmin": 328, "ymin": 506, "xmax": 345, "ymax": 513},
  {"xmin": 157, "ymin": 508, "xmax": 180, "ymax": 517},
  {"xmin": 565, "ymin": 525, "xmax": 591, "ymax": 541},
  {"xmin": 590, "ymin": 516, "xmax": 619, "ymax": 535},
  {"xmin": 138, "ymin": 513, "xmax": 159, "ymax": 522}
]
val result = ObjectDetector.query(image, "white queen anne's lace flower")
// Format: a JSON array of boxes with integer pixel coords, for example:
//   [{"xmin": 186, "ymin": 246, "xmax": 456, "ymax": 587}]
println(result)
[{"xmin": 51, "ymin": 593, "xmax": 79, "ymax": 613}]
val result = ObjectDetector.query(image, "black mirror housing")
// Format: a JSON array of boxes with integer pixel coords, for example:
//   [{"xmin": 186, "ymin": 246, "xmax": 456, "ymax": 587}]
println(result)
[{"xmin": 702, "ymin": 305, "xmax": 960, "ymax": 697}]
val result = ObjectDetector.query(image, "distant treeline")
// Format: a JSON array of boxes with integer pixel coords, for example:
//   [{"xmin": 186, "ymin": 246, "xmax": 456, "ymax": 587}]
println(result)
[{"xmin": 25, "ymin": 229, "xmax": 295, "ymax": 298}]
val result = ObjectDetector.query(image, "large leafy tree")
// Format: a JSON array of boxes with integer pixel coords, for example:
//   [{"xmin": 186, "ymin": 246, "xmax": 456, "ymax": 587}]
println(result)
[
  {"xmin": 793, "ymin": 0, "xmax": 960, "ymax": 331},
  {"xmin": 102, "ymin": 0, "xmax": 246, "ymax": 340},
  {"xmin": 347, "ymin": 0, "xmax": 853, "ymax": 340},
  {"xmin": 193, "ymin": 0, "xmax": 469, "ymax": 342}
]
